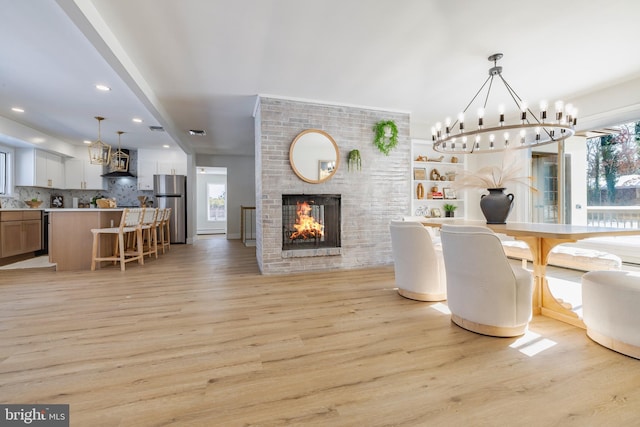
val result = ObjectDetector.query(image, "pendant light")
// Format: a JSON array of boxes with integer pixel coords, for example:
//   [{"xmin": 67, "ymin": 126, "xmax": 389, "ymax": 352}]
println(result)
[
  {"xmin": 431, "ymin": 53, "xmax": 578, "ymax": 154},
  {"xmin": 110, "ymin": 131, "xmax": 130, "ymax": 172},
  {"xmin": 88, "ymin": 116, "xmax": 112, "ymax": 165}
]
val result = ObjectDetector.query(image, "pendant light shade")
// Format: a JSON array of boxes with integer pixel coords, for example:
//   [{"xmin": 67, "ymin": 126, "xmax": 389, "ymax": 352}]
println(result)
[
  {"xmin": 88, "ymin": 116, "xmax": 111, "ymax": 165},
  {"xmin": 110, "ymin": 131, "xmax": 130, "ymax": 172}
]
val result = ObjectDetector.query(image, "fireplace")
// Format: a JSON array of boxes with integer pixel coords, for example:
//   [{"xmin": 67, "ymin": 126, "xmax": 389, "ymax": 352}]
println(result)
[{"xmin": 282, "ymin": 194, "xmax": 341, "ymax": 250}]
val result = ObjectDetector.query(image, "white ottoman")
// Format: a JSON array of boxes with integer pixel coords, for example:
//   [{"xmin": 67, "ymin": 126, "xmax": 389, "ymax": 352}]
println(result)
[{"xmin": 582, "ymin": 270, "xmax": 640, "ymax": 359}]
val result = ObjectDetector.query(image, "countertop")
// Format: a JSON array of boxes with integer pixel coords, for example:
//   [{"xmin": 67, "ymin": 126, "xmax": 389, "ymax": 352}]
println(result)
[
  {"xmin": 0, "ymin": 208, "xmax": 45, "ymax": 211},
  {"xmin": 45, "ymin": 208, "xmax": 124, "ymax": 212}
]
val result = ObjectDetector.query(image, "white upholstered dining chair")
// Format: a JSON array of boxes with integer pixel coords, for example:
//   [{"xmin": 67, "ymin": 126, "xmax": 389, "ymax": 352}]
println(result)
[
  {"xmin": 389, "ymin": 220, "xmax": 447, "ymax": 301},
  {"xmin": 439, "ymin": 224, "xmax": 533, "ymax": 337}
]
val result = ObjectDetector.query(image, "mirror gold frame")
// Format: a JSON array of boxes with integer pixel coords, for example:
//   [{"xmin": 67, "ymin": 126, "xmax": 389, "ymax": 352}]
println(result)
[{"xmin": 289, "ymin": 129, "xmax": 340, "ymax": 184}]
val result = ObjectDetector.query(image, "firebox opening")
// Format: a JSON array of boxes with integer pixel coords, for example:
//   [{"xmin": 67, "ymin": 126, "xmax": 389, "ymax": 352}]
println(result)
[{"xmin": 282, "ymin": 194, "xmax": 341, "ymax": 251}]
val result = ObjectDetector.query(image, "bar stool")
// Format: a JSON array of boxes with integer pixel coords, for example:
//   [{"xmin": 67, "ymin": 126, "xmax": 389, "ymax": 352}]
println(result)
[
  {"xmin": 140, "ymin": 207, "xmax": 159, "ymax": 259},
  {"xmin": 90, "ymin": 208, "xmax": 144, "ymax": 271},
  {"xmin": 158, "ymin": 208, "xmax": 172, "ymax": 254}
]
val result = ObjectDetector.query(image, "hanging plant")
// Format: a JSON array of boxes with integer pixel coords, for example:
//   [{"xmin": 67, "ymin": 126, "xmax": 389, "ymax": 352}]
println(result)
[
  {"xmin": 348, "ymin": 149, "xmax": 362, "ymax": 171},
  {"xmin": 372, "ymin": 120, "xmax": 399, "ymax": 156}
]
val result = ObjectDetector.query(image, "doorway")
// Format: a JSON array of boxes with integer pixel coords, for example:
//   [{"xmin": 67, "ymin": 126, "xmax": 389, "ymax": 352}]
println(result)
[
  {"xmin": 196, "ymin": 167, "xmax": 227, "ymax": 235},
  {"xmin": 532, "ymin": 153, "xmax": 571, "ymax": 224}
]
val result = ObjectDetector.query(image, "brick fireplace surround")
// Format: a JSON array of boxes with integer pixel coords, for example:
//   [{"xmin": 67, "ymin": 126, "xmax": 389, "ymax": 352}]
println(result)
[{"xmin": 255, "ymin": 97, "xmax": 410, "ymax": 275}]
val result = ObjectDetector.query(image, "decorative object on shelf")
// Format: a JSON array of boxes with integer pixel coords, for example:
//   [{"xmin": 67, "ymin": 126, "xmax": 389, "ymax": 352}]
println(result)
[
  {"xmin": 347, "ymin": 149, "xmax": 362, "ymax": 171},
  {"xmin": 413, "ymin": 168, "xmax": 426, "ymax": 180},
  {"xmin": 443, "ymin": 187, "xmax": 456, "ymax": 199},
  {"xmin": 445, "ymin": 171, "xmax": 456, "ymax": 181},
  {"xmin": 431, "ymin": 53, "xmax": 577, "ymax": 154},
  {"xmin": 429, "ymin": 155, "xmax": 444, "ymax": 162},
  {"xmin": 431, "ymin": 207, "xmax": 442, "ymax": 217},
  {"xmin": 451, "ymin": 156, "xmax": 459, "ymax": 163},
  {"xmin": 443, "ymin": 203, "xmax": 457, "ymax": 218},
  {"xmin": 430, "ymin": 169, "xmax": 441, "ymax": 181},
  {"xmin": 415, "ymin": 155, "xmax": 428, "ymax": 162},
  {"xmin": 416, "ymin": 183, "xmax": 425, "ymax": 199},
  {"xmin": 25, "ymin": 198, "xmax": 43, "ymax": 208},
  {"xmin": 110, "ymin": 131, "xmax": 130, "ymax": 172},
  {"xmin": 51, "ymin": 195, "xmax": 63, "ymax": 208},
  {"xmin": 372, "ymin": 120, "xmax": 399, "ymax": 155},
  {"xmin": 88, "ymin": 116, "xmax": 112, "ymax": 165}
]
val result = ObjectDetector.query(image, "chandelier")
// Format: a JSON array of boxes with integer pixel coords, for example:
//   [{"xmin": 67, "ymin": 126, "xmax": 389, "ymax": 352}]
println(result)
[
  {"xmin": 432, "ymin": 53, "xmax": 577, "ymax": 154},
  {"xmin": 88, "ymin": 116, "xmax": 112, "ymax": 165},
  {"xmin": 110, "ymin": 131, "xmax": 130, "ymax": 172}
]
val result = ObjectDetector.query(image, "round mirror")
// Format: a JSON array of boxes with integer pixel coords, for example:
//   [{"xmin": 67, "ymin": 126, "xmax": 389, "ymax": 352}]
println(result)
[{"xmin": 289, "ymin": 129, "xmax": 340, "ymax": 183}]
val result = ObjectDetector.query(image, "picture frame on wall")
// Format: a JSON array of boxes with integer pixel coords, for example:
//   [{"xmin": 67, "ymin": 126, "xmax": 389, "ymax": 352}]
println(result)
[
  {"xmin": 51, "ymin": 194, "xmax": 64, "ymax": 208},
  {"xmin": 443, "ymin": 187, "xmax": 456, "ymax": 199}
]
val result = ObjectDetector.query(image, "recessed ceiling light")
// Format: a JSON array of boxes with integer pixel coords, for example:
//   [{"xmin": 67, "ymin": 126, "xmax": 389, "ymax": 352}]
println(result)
[
  {"xmin": 95, "ymin": 84, "xmax": 111, "ymax": 91},
  {"xmin": 188, "ymin": 129, "xmax": 206, "ymax": 136},
  {"xmin": 83, "ymin": 140, "xmax": 92, "ymax": 144},
  {"xmin": 162, "ymin": 145, "xmax": 170, "ymax": 148},
  {"xmin": 132, "ymin": 118, "xmax": 142, "ymax": 123},
  {"xmin": 11, "ymin": 107, "xmax": 24, "ymax": 113}
]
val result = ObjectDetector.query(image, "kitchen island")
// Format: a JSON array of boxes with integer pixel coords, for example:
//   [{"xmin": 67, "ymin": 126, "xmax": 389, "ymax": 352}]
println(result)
[{"xmin": 47, "ymin": 208, "xmax": 123, "ymax": 271}]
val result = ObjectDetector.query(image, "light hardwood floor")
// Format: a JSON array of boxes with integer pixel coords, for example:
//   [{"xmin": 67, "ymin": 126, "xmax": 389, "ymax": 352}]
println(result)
[{"xmin": 1, "ymin": 238, "xmax": 639, "ymax": 426}]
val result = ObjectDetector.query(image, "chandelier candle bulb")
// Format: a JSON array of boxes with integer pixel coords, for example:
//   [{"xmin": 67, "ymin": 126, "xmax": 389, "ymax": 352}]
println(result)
[
  {"xmin": 458, "ymin": 112, "xmax": 465, "ymax": 131},
  {"xmin": 555, "ymin": 100, "xmax": 564, "ymax": 121},
  {"xmin": 521, "ymin": 102, "xmax": 527, "ymax": 122},
  {"xmin": 478, "ymin": 108, "xmax": 484, "ymax": 128},
  {"xmin": 499, "ymin": 104, "xmax": 505, "ymax": 125}
]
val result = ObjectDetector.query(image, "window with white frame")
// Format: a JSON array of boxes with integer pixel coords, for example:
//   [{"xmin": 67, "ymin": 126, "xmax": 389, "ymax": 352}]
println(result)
[{"xmin": 207, "ymin": 183, "xmax": 226, "ymax": 221}]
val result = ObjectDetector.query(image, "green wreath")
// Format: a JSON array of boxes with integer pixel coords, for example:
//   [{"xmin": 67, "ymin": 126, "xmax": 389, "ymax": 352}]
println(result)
[{"xmin": 373, "ymin": 120, "xmax": 399, "ymax": 156}]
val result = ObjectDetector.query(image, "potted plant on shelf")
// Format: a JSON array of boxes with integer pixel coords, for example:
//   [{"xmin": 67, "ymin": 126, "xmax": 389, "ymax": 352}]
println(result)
[
  {"xmin": 443, "ymin": 203, "xmax": 457, "ymax": 218},
  {"xmin": 372, "ymin": 120, "xmax": 399, "ymax": 156}
]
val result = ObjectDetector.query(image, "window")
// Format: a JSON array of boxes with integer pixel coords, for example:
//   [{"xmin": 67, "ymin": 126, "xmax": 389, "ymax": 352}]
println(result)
[
  {"xmin": 586, "ymin": 121, "xmax": 640, "ymax": 206},
  {"xmin": 0, "ymin": 151, "xmax": 6, "ymax": 195},
  {"xmin": 207, "ymin": 183, "xmax": 226, "ymax": 221}
]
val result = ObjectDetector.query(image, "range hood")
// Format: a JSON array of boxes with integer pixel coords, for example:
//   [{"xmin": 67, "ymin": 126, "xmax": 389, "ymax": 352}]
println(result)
[
  {"xmin": 101, "ymin": 148, "xmax": 136, "ymax": 177},
  {"xmin": 102, "ymin": 170, "xmax": 136, "ymax": 178}
]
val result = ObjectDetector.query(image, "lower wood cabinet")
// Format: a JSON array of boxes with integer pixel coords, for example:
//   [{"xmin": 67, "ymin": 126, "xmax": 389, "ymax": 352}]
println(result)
[{"xmin": 0, "ymin": 211, "xmax": 42, "ymax": 258}]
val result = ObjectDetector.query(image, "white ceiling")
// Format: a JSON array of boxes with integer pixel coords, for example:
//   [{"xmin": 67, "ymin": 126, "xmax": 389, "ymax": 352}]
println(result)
[{"xmin": 2, "ymin": 0, "xmax": 640, "ymax": 157}]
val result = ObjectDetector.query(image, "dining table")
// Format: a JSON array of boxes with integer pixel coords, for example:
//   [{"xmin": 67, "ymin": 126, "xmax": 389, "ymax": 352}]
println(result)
[{"xmin": 419, "ymin": 219, "xmax": 640, "ymax": 328}]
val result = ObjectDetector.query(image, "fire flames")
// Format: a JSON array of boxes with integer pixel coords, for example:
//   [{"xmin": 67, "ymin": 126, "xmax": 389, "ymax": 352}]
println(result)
[{"xmin": 290, "ymin": 201, "xmax": 324, "ymax": 240}]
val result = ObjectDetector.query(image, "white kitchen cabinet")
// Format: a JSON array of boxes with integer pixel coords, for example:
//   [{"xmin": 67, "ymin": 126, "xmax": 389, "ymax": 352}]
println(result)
[
  {"xmin": 65, "ymin": 158, "xmax": 106, "ymax": 190},
  {"xmin": 137, "ymin": 148, "xmax": 187, "ymax": 190},
  {"xmin": 411, "ymin": 139, "xmax": 466, "ymax": 219},
  {"xmin": 16, "ymin": 148, "xmax": 64, "ymax": 188}
]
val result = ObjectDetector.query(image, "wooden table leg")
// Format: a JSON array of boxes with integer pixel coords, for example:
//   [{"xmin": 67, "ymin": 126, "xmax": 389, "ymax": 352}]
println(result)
[{"xmin": 514, "ymin": 236, "xmax": 585, "ymax": 328}]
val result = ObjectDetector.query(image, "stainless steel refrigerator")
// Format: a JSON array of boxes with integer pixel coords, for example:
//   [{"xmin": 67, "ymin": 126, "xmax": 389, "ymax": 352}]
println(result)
[{"xmin": 154, "ymin": 174, "xmax": 187, "ymax": 243}]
